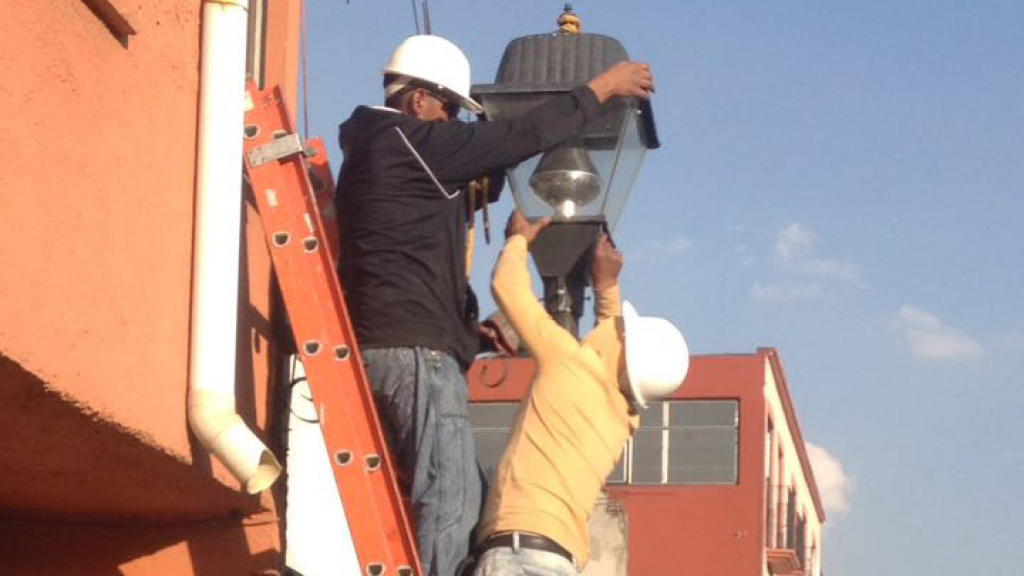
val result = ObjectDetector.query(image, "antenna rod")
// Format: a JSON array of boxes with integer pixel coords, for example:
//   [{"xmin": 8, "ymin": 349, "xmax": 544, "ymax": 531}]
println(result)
[
  {"xmin": 422, "ymin": 0, "xmax": 432, "ymax": 34},
  {"xmin": 410, "ymin": 0, "xmax": 421, "ymax": 33}
]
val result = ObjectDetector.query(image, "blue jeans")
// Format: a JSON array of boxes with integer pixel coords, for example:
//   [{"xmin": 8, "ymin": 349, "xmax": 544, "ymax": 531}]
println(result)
[
  {"xmin": 473, "ymin": 546, "xmax": 580, "ymax": 576},
  {"xmin": 363, "ymin": 347, "xmax": 482, "ymax": 576}
]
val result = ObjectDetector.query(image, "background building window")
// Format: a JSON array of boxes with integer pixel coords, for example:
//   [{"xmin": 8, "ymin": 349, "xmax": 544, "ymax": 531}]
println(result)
[
  {"xmin": 666, "ymin": 400, "xmax": 740, "ymax": 484},
  {"xmin": 607, "ymin": 446, "xmax": 628, "ymax": 483},
  {"xmin": 796, "ymin": 512, "xmax": 807, "ymax": 567},
  {"xmin": 629, "ymin": 399, "xmax": 739, "ymax": 485},
  {"xmin": 469, "ymin": 399, "xmax": 739, "ymax": 486},
  {"xmin": 630, "ymin": 401, "xmax": 667, "ymax": 484},
  {"xmin": 468, "ymin": 402, "xmax": 520, "ymax": 483}
]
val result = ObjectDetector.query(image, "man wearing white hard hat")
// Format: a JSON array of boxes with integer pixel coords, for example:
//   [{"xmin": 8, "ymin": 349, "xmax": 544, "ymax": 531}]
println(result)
[
  {"xmin": 471, "ymin": 212, "xmax": 689, "ymax": 576},
  {"xmin": 334, "ymin": 34, "xmax": 655, "ymax": 576}
]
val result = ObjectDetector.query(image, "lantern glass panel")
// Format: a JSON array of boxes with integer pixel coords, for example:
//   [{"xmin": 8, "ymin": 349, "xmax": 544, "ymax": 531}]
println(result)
[{"xmin": 507, "ymin": 100, "xmax": 648, "ymax": 234}]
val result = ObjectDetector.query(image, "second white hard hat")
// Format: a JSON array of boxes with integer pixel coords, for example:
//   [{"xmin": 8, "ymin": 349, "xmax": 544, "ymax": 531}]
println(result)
[
  {"xmin": 622, "ymin": 301, "xmax": 689, "ymax": 409},
  {"xmin": 382, "ymin": 34, "xmax": 485, "ymax": 114}
]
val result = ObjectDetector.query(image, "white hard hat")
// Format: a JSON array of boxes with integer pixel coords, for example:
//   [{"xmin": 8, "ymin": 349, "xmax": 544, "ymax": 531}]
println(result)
[
  {"xmin": 622, "ymin": 301, "xmax": 689, "ymax": 409},
  {"xmin": 382, "ymin": 34, "xmax": 484, "ymax": 114}
]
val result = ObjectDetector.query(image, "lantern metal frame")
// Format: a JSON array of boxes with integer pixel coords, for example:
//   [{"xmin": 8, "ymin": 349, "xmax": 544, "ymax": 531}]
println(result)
[{"xmin": 472, "ymin": 26, "xmax": 659, "ymax": 337}]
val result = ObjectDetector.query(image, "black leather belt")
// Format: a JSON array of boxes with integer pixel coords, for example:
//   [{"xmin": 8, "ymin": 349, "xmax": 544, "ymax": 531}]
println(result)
[{"xmin": 478, "ymin": 531, "xmax": 575, "ymax": 564}]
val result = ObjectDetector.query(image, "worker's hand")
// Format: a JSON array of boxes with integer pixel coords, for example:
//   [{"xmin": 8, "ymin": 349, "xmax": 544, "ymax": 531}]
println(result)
[
  {"xmin": 588, "ymin": 61, "xmax": 655, "ymax": 103},
  {"xmin": 591, "ymin": 234, "xmax": 623, "ymax": 290},
  {"xmin": 505, "ymin": 210, "xmax": 551, "ymax": 244},
  {"xmin": 478, "ymin": 311, "xmax": 520, "ymax": 356}
]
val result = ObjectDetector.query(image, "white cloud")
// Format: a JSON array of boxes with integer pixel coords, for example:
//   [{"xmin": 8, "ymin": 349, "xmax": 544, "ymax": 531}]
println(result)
[
  {"xmin": 750, "ymin": 222, "xmax": 864, "ymax": 303},
  {"xmin": 631, "ymin": 235, "xmax": 692, "ymax": 260},
  {"xmin": 776, "ymin": 222, "xmax": 816, "ymax": 263},
  {"xmin": 775, "ymin": 223, "xmax": 862, "ymax": 283},
  {"xmin": 751, "ymin": 280, "xmax": 822, "ymax": 303},
  {"xmin": 805, "ymin": 442, "xmax": 854, "ymax": 519},
  {"xmin": 891, "ymin": 305, "xmax": 984, "ymax": 361}
]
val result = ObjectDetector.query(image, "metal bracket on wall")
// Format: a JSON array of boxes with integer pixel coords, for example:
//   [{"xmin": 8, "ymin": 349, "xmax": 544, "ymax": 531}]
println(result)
[{"xmin": 248, "ymin": 133, "xmax": 305, "ymax": 166}]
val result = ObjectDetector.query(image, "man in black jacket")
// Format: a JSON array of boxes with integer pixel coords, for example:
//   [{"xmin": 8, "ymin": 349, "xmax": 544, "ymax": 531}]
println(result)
[{"xmin": 334, "ymin": 34, "xmax": 654, "ymax": 576}]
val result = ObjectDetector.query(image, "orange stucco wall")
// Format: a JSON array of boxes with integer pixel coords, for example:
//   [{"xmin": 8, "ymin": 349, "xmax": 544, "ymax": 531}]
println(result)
[
  {"xmin": 1, "ymin": 0, "xmax": 301, "ymax": 572},
  {"xmin": 264, "ymin": 0, "xmax": 303, "ymax": 109},
  {"xmin": 2, "ymin": 0, "xmax": 202, "ymax": 457},
  {"xmin": 1, "ymin": 0, "xmax": 300, "ymax": 481},
  {"xmin": 1, "ymin": 513, "xmax": 281, "ymax": 576}
]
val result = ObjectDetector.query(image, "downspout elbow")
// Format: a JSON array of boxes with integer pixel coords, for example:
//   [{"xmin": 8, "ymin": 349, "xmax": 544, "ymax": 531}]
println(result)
[{"xmin": 189, "ymin": 389, "xmax": 282, "ymax": 494}]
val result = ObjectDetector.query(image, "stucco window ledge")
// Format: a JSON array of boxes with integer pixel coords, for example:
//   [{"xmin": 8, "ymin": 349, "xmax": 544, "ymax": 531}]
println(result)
[{"xmin": 766, "ymin": 548, "xmax": 802, "ymax": 575}]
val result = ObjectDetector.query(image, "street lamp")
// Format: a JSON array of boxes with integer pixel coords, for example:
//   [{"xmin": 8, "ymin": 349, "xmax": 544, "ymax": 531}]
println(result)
[{"xmin": 472, "ymin": 5, "xmax": 659, "ymax": 337}]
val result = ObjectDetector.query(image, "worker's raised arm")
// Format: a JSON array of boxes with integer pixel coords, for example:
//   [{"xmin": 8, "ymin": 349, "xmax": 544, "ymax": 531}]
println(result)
[
  {"xmin": 408, "ymin": 61, "xmax": 656, "ymax": 184},
  {"xmin": 591, "ymin": 234, "xmax": 623, "ymax": 322},
  {"xmin": 491, "ymin": 212, "xmax": 579, "ymax": 364},
  {"xmin": 405, "ymin": 87, "xmax": 600, "ymax": 184}
]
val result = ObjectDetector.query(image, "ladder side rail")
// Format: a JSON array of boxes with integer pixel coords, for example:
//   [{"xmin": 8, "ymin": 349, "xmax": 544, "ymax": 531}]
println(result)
[
  {"xmin": 304, "ymin": 138, "xmax": 342, "ymax": 264},
  {"xmin": 243, "ymin": 84, "xmax": 421, "ymax": 576}
]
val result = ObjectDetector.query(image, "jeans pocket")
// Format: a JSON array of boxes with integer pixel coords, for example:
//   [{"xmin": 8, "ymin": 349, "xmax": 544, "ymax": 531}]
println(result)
[{"xmin": 428, "ymin": 354, "xmax": 469, "ymax": 417}]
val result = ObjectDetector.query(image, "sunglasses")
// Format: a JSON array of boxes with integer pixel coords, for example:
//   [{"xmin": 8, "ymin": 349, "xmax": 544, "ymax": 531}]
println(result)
[{"xmin": 424, "ymin": 90, "xmax": 461, "ymax": 118}]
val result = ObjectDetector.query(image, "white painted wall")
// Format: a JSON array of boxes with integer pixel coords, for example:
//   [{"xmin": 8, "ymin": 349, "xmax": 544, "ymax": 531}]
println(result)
[
  {"xmin": 763, "ymin": 360, "xmax": 823, "ymax": 576},
  {"xmin": 284, "ymin": 357, "xmax": 360, "ymax": 576}
]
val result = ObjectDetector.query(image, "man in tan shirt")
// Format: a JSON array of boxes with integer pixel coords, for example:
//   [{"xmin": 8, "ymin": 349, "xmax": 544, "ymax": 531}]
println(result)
[{"xmin": 472, "ymin": 213, "xmax": 689, "ymax": 576}]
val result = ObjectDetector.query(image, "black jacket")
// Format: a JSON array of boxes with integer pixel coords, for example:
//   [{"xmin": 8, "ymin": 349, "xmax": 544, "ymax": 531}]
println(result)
[{"xmin": 335, "ymin": 86, "xmax": 602, "ymax": 369}]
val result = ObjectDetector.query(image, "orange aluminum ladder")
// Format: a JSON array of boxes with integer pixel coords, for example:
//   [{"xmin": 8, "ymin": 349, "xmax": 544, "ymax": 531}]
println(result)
[{"xmin": 242, "ymin": 83, "xmax": 421, "ymax": 576}]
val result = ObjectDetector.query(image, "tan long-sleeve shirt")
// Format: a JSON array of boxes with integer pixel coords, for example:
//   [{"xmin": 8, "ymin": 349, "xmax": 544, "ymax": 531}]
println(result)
[{"xmin": 476, "ymin": 235, "xmax": 638, "ymax": 566}]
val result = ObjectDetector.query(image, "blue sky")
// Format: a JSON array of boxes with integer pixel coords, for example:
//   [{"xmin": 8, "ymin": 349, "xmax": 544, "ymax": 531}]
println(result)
[{"xmin": 303, "ymin": 2, "xmax": 1023, "ymax": 574}]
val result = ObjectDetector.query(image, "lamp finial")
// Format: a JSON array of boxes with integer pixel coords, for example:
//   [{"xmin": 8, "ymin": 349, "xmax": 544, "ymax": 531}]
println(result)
[{"xmin": 558, "ymin": 4, "xmax": 582, "ymax": 34}]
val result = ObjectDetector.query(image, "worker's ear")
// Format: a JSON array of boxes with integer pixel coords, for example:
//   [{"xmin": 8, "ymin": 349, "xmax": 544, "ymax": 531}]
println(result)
[{"xmin": 408, "ymin": 89, "xmax": 428, "ymax": 116}]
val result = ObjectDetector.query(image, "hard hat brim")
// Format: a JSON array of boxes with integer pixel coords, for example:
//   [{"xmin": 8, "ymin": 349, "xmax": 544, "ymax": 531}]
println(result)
[
  {"xmin": 461, "ymin": 96, "xmax": 485, "ymax": 115},
  {"xmin": 621, "ymin": 300, "xmax": 648, "ymax": 409}
]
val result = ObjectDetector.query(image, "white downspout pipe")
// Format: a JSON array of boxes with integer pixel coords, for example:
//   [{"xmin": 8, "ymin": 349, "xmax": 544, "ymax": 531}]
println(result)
[{"xmin": 188, "ymin": 0, "xmax": 282, "ymax": 494}]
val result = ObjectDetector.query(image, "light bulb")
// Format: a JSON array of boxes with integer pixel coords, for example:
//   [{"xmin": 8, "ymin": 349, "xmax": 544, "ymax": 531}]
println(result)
[{"xmin": 558, "ymin": 199, "xmax": 577, "ymax": 219}]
